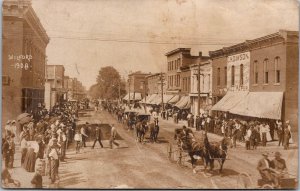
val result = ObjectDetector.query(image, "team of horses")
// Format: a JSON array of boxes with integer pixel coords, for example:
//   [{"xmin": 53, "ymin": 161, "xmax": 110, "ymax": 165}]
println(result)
[
  {"xmin": 174, "ymin": 128, "xmax": 230, "ymax": 174},
  {"xmin": 104, "ymin": 103, "xmax": 229, "ymax": 174}
]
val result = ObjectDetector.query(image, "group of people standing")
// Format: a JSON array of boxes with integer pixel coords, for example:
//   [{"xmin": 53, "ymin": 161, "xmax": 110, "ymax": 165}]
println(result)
[{"xmin": 2, "ymin": 101, "xmax": 79, "ymax": 188}]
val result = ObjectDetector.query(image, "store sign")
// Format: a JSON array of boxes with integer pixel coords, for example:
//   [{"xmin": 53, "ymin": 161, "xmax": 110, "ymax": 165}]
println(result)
[{"xmin": 227, "ymin": 52, "xmax": 250, "ymax": 91}]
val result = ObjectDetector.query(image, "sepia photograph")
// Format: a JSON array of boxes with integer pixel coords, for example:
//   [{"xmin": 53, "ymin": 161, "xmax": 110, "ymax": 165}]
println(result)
[{"xmin": 2, "ymin": 0, "xmax": 299, "ymax": 189}]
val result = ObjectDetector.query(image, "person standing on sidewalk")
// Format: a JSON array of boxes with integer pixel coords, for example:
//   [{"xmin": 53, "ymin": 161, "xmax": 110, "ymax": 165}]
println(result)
[
  {"xmin": 48, "ymin": 139, "xmax": 60, "ymax": 184},
  {"xmin": 74, "ymin": 130, "xmax": 82, "ymax": 153},
  {"xmin": 109, "ymin": 124, "xmax": 119, "ymax": 149},
  {"xmin": 276, "ymin": 120, "xmax": 283, "ymax": 146},
  {"xmin": 80, "ymin": 124, "xmax": 88, "ymax": 147},
  {"xmin": 283, "ymin": 121, "xmax": 291, "ymax": 150},
  {"xmin": 92, "ymin": 126, "xmax": 104, "ymax": 149}
]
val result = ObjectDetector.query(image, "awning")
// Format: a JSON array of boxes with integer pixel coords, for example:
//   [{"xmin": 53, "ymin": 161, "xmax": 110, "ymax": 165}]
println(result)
[
  {"xmin": 168, "ymin": 95, "xmax": 180, "ymax": 104},
  {"xmin": 122, "ymin": 93, "xmax": 142, "ymax": 101},
  {"xmin": 140, "ymin": 94, "xmax": 155, "ymax": 104},
  {"xmin": 151, "ymin": 95, "xmax": 163, "ymax": 105},
  {"xmin": 175, "ymin": 96, "xmax": 190, "ymax": 109},
  {"xmin": 211, "ymin": 91, "xmax": 248, "ymax": 112},
  {"xmin": 145, "ymin": 94, "xmax": 159, "ymax": 104},
  {"xmin": 163, "ymin": 94, "xmax": 175, "ymax": 104},
  {"xmin": 229, "ymin": 92, "xmax": 283, "ymax": 120}
]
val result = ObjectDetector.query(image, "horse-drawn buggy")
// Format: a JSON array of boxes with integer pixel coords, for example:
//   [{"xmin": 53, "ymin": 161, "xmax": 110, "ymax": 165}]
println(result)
[
  {"xmin": 168, "ymin": 128, "xmax": 231, "ymax": 174},
  {"xmin": 122, "ymin": 110, "xmax": 138, "ymax": 130},
  {"xmin": 236, "ymin": 171, "xmax": 297, "ymax": 189}
]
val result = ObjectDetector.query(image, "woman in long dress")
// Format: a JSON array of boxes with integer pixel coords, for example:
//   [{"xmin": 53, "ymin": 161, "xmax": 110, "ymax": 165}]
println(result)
[{"xmin": 22, "ymin": 141, "xmax": 39, "ymax": 172}]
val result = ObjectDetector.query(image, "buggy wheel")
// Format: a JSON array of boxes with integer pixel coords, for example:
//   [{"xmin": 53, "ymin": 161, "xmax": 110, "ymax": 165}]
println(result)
[
  {"xmin": 236, "ymin": 172, "xmax": 254, "ymax": 189},
  {"xmin": 167, "ymin": 143, "xmax": 173, "ymax": 161},
  {"xmin": 176, "ymin": 148, "xmax": 184, "ymax": 167}
]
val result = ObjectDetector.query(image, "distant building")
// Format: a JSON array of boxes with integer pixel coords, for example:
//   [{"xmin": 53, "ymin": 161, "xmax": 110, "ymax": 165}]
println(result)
[
  {"xmin": 190, "ymin": 59, "xmax": 212, "ymax": 115},
  {"xmin": 146, "ymin": 73, "xmax": 167, "ymax": 95},
  {"xmin": 45, "ymin": 65, "xmax": 65, "ymax": 109},
  {"xmin": 210, "ymin": 30, "xmax": 298, "ymax": 131},
  {"xmin": 127, "ymin": 71, "xmax": 149, "ymax": 101},
  {"xmin": 2, "ymin": 0, "xmax": 49, "ymax": 125}
]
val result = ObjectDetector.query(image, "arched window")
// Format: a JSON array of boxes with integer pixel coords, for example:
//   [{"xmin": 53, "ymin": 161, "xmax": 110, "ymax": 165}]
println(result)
[
  {"xmin": 275, "ymin": 57, "xmax": 281, "ymax": 83},
  {"xmin": 240, "ymin": 64, "xmax": 244, "ymax": 85},
  {"xmin": 263, "ymin": 59, "xmax": 269, "ymax": 84},
  {"xmin": 254, "ymin": 60, "xmax": 258, "ymax": 84},
  {"xmin": 231, "ymin": 65, "xmax": 235, "ymax": 86}
]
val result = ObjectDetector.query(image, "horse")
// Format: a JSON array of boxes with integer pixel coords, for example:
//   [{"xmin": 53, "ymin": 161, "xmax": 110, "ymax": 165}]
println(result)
[
  {"xmin": 135, "ymin": 121, "xmax": 148, "ymax": 143},
  {"xmin": 148, "ymin": 120, "xmax": 159, "ymax": 143},
  {"xmin": 205, "ymin": 136, "xmax": 231, "ymax": 173},
  {"xmin": 174, "ymin": 128, "xmax": 211, "ymax": 173}
]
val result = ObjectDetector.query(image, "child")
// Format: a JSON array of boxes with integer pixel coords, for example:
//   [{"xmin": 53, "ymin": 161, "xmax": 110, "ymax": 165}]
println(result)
[
  {"xmin": 74, "ymin": 130, "xmax": 82, "ymax": 153},
  {"xmin": 31, "ymin": 170, "xmax": 43, "ymax": 188}
]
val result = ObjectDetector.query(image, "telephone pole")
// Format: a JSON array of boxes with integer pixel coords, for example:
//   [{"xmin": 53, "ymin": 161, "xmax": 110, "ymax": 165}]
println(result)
[
  {"xmin": 160, "ymin": 72, "xmax": 165, "ymax": 111},
  {"xmin": 197, "ymin": 59, "xmax": 201, "ymax": 116}
]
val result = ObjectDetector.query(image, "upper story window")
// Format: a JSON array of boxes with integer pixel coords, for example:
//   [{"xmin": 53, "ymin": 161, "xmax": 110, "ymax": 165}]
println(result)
[
  {"xmin": 224, "ymin": 66, "xmax": 227, "ymax": 86},
  {"xmin": 263, "ymin": 59, "xmax": 269, "ymax": 84},
  {"xmin": 254, "ymin": 60, "xmax": 258, "ymax": 84},
  {"xmin": 240, "ymin": 64, "xmax": 244, "ymax": 86},
  {"xmin": 231, "ymin": 65, "xmax": 235, "ymax": 86},
  {"xmin": 217, "ymin": 67, "xmax": 221, "ymax": 86},
  {"xmin": 274, "ymin": 57, "xmax": 281, "ymax": 84}
]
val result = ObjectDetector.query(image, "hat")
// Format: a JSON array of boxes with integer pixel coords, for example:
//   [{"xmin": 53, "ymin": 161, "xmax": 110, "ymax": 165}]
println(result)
[
  {"xmin": 182, "ymin": 125, "xmax": 187, "ymax": 129},
  {"xmin": 286, "ymin": 120, "xmax": 290, "ymax": 124},
  {"xmin": 262, "ymin": 152, "xmax": 269, "ymax": 156},
  {"xmin": 86, "ymin": 122, "xmax": 89, "ymax": 125},
  {"xmin": 11, "ymin": 120, "xmax": 16, "ymax": 124},
  {"xmin": 6, "ymin": 120, "xmax": 11, "ymax": 124},
  {"xmin": 274, "ymin": 152, "xmax": 281, "ymax": 157}
]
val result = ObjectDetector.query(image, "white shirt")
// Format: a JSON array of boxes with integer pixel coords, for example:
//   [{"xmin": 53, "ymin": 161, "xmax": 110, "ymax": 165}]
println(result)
[
  {"xmin": 264, "ymin": 159, "xmax": 269, "ymax": 169},
  {"xmin": 20, "ymin": 139, "xmax": 28, "ymax": 149},
  {"xmin": 74, "ymin": 133, "xmax": 82, "ymax": 141},
  {"xmin": 49, "ymin": 148, "xmax": 59, "ymax": 160}
]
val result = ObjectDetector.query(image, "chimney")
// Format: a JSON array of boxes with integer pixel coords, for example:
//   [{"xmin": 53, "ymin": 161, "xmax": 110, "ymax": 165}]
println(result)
[{"xmin": 199, "ymin": 51, "xmax": 202, "ymax": 57}]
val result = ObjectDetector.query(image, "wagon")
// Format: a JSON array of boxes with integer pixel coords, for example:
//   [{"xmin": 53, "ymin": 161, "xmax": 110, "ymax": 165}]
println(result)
[{"xmin": 236, "ymin": 172, "xmax": 297, "ymax": 189}]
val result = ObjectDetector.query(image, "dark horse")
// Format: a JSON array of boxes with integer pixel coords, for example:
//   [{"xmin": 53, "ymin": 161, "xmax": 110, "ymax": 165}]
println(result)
[
  {"xmin": 205, "ymin": 136, "xmax": 231, "ymax": 173},
  {"xmin": 174, "ymin": 128, "xmax": 211, "ymax": 173},
  {"xmin": 135, "ymin": 121, "xmax": 148, "ymax": 143},
  {"xmin": 149, "ymin": 119, "xmax": 159, "ymax": 143}
]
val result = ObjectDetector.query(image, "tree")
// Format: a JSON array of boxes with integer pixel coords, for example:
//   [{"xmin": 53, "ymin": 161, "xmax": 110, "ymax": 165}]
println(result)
[{"xmin": 89, "ymin": 66, "xmax": 126, "ymax": 100}]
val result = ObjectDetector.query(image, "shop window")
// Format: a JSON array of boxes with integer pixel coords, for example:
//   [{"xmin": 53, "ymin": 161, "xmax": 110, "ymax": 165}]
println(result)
[
  {"xmin": 231, "ymin": 65, "xmax": 235, "ymax": 86},
  {"xmin": 263, "ymin": 59, "xmax": 269, "ymax": 84},
  {"xmin": 275, "ymin": 57, "xmax": 281, "ymax": 83},
  {"xmin": 240, "ymin": 64, "xmax": 244, "ymax": 85}
]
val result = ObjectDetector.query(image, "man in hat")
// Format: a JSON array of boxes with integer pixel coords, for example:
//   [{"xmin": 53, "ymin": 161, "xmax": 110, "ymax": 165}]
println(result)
[
  {"xmin": 48, "ymin": 138, "xmax": 60, "ymax": 184},
  {"xmin": 257, "ymin": 152, "xmax": 276, "ymax": 184},
  {"xmin": 80, "ymin": 123, "xmax": 89, "ymax": 147},
  {"xmin": 109, "ymin": 124, "xmax": 119, "ymax": 149},
  {"xmin": 283, "ymin": 120, "xmax": 291, "ymax": 150},
  {"xmin": 269, "ymin": 152, "xmax": 288, "ymax": 188},
  {"xmin": 92, "ymin": 126, "xmax": 104, "ymax": 149}
]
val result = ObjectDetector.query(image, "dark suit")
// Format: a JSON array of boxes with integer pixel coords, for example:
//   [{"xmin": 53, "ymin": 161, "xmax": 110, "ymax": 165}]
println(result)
[{"xmin": 92, "ymin": 128, "xmax": 103, "ymax": 148}]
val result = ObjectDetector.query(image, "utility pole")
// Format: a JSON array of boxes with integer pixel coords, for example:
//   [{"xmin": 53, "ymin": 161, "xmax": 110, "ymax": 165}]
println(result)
[
  {"xmin": 160, "ymin": 72, "xmax": 165, "ymax": 111},
  {"xmin": 197, "ymin": 60, "xmax": 201, "ymax": 116},
  {"xmin": 128, "ymin": 78, "xmax": 130, "ymax": 109},
  {"xmin": 143, "ymin": 81, "xmax": 146, "ymax": 113}
]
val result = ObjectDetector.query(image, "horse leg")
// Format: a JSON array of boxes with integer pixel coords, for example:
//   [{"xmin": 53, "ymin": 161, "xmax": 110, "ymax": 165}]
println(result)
[
  {"xmin": 219, "ymin": 159, "xmax": 225, "ymax": 173},
  {"xmin": 189, "ymin": 153, "xmax": 197, "ymax": 174},
  {"xmin": 209, "ymin": 159, "xmax": 214, "ymax": 171}
]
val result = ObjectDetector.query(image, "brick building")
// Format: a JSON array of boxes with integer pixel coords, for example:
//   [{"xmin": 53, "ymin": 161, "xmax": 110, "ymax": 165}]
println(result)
[
  {"xmin": 210, "ymin": 30, "xmax": 298, "ymax": 130},
  {"xmin": 45, "ymin": 65, "xmax": 65, "ymax": 109},
  {"xmin": 146, "ymin": 73, "xmax": 167, "ymax": 95},
  {"xmin": 2, "ymin": 0, "xmax": 49, "ymax": 125},
  {"xmin": 190, "ymin": 59, "xmax": 212, "ymax": 115},
  {"xmin": 126, "ymin": 71, "xmax": 149, "ymax": 101}
]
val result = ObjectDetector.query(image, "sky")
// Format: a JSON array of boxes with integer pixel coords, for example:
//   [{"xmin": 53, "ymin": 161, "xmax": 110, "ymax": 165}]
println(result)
[{"xmin": 31, "ymin": 0, "xmax": 299, "ymax": 89}]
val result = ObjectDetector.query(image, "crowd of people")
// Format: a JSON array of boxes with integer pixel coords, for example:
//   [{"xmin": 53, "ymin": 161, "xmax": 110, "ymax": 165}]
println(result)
[{"xmin": 2, "ymin": 101, "xmax": 79, "ymax": 188}]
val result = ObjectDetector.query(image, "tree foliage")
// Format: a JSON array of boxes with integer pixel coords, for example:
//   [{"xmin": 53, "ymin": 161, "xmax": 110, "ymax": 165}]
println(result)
[{"xmin": 89, "ymin": 66, "xmax": 126, "ymax": 100}]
